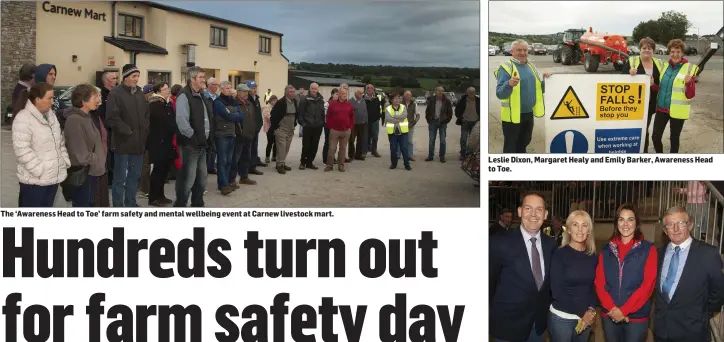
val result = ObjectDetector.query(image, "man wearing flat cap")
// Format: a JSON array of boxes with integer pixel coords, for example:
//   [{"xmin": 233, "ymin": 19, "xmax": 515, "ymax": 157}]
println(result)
[{"xmin": 105, "ymin": 63, "xmax": 150, "ymax": 207}]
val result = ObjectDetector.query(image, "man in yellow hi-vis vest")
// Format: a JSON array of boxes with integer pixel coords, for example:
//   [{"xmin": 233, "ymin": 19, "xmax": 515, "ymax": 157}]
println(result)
[
  {"xmin": 494, "ymin": 39, "xmax": 552, "ymax": 153},
  {"xmin": 650, "ymin": 39, "xmax": 699, "ymax": 153},
  {"xmin": 264, "ymin": 88, "xmax": 273, "ymax": 104},
  {"xmin": 384, "ymin": 92, "xmax": 412, "ymax": 170}
]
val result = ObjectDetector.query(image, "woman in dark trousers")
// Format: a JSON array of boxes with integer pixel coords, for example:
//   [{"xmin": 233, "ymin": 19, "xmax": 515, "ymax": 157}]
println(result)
[
  {"xmin": 263, "ymin": 95, "xmax": 278, "ymax": 163},
  {"xmin": 548, "ymin": 210, "xmax": 598, "ymax": 342},
  {"xmin": 63, "ymin": 84, "xmax": 106, "ymax": 207},
  {"xmin": 322, "ymin": 88, "xmax": 339, "ymax": 165},
  {"xmin": 621, "ymin": 37, "xmax": 663, "ymax": 153},
  {"xmin": 594, "ymin": 204, "xmax": 657, "ymax": 342},
  {"xmin": 650, "ymin": 39, "xmax": 697, "ymax": 153},
  {"xmin": 147, "ymin": 82, "xmax": 176, "ymax": 207}
]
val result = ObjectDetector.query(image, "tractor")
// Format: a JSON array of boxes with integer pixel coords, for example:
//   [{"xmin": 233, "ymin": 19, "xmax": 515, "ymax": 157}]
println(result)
[{"xmin": 553, "ymin": 27, "xmax": 631, "ymax": 72}]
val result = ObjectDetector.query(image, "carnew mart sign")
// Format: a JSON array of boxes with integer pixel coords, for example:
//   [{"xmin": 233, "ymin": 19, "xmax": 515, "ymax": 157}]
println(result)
[
  {"xmin": 544, "ymin": 74, "xmax": 650, "ymax": 154},
  {"xmin": 41, "ymin": 1, "xmax": 108, "ymax": 21}
]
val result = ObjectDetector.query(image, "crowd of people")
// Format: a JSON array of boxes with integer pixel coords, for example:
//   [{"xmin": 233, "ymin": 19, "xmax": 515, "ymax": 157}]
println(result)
[
  {"xmin": 495, "ymin": 38, "xmax": 699, "ymax": 154},
  {"xmin": 490, "ymin": 192, "xmax": 724, "ymax": 342},
  {"xmin": 10, "ymin": 63, "xmax": 480, "ymax": 207}
]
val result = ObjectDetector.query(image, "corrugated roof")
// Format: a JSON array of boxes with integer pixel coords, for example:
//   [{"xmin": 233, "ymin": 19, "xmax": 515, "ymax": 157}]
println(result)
[
  {"xmin": 294, "ymin": 76, "xmax": 364, "ymax": 86},
  {"xmin": 144, "ymin": 1, "xmax": 283, "ymax": 37},
  {"xmin": 104, "ymin": 37, "xmax": 168, "ymax": 55}
]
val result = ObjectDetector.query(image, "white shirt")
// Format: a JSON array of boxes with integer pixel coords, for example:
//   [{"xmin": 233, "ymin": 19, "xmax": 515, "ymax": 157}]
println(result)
[{"xmin": 521, "ymin": 227, "xmax": 545, "ymax": 280}]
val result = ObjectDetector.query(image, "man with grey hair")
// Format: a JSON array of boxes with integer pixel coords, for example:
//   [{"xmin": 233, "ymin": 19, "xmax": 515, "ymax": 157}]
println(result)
[
  {"xmin": 424, "ymin": 86, "xmax": 453, "ymax": 163},
  {"xmin": 297, "ymin": 82, "xmax": 325, "ymax": 169},
  {"xmin": 399, "ymin": 90, "xmax": 420, "ymax": 161},
  {"xmin": 455, "ymin": 86, "xmax": 480, "ymax": 160},
  {"xmin": 364, "ymin": 84, "xmax": 384, "ymax": 158},
  {"xmin": 495, "ymin": 39, "xmax": 552, "ymax": 153},
  {"xmin": 654, "ymin": 206, "xmax": 724, "ymax": 342},
  {"xmin": 174, "ymin": 66, "xmax": 214, "ymax": 206},
  {"xmin": 349, "ymin": 88, "xmax": 368, "ymax": 160},
  {"xmin": 269, "ymin": 84, "xmax": 298, "ymax": 174},
  {"xmin": 96, "ymin": 71, "xmax": 118, "ymax": 185}
]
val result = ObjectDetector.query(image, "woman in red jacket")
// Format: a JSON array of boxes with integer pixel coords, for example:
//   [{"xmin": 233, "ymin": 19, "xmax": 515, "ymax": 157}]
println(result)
[
  {"xmin": 594, "ymin": 203, "xmax": 658, "ymax": 342},
  {"xmin": 325, "ymin": 87, "xmax": 354, "ymax": 172}
]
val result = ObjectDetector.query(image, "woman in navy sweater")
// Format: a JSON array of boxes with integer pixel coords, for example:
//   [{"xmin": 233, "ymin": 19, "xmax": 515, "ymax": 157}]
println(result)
[{"xmin": 548, "ymin": 210, "xmax": 599, "ymax": 342}]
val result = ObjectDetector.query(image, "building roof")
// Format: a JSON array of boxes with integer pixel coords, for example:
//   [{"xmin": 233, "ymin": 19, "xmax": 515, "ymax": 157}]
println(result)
[
  {"xmin": 144, "ymin": 1, "xmax": 283, "ymax": 37},
  {"xmin": 294, "ymin": 75, "xmax": 365, "ymax": 87},
  {"xmin": 291, "ymin": 70, "xmax": 344, "ymax": 77},
  {"xmin": 104, "ymin": 37, "xmax": 169, "ymax": 55}
]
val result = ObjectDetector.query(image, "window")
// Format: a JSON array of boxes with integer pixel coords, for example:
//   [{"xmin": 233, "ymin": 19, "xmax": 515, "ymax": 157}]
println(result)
[
  {"xmin": 259, "ymin": 36, "xmax": 271, "ymax": 54},
  {"xmin": 118, "ymin": 13, "xmax": 143, "ymax": 39},
  {"xmin": 210, "ymin": 26, "xmax": 227, "ymax": 47},
  {"xmin": 147, "ymin": 71, "xmax": 171, "ymax": 86}
]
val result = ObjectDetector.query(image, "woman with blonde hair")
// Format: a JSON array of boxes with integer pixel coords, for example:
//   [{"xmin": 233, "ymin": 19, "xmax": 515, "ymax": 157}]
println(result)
[
  {"xmin": 548, "ymin": 210, "xmax": 598, "ymax": 341},
  {"xmin": 594, "ymin": 203, "xmax": 657, "ymax": 341}
]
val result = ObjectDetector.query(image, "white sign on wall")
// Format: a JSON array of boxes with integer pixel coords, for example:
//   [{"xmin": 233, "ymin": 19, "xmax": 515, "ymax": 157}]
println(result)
[{"xmin": 544, "ymin": 74, "xmax": 651, "ymax": 154}]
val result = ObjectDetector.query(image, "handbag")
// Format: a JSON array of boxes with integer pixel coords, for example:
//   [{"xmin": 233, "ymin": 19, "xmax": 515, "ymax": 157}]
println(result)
[{"xmin": 64, "ymin": 165, "xmax": 90, "ymax": 187}]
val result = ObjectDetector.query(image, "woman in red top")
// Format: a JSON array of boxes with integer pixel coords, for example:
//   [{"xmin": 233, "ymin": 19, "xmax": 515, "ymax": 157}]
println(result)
[
  {"xmin": 594, "ymin": 203, "xmax": 658, "ymax": 342},
  {"xmin": 325, "ymin": 87, "xmax": 354, "ymax": 172}
]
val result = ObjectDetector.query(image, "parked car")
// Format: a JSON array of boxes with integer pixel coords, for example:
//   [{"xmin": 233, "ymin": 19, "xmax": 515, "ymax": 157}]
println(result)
[
  {"xmin": 488, "ymin": 45, "xmax": 496, "ymax": 56},
  {"xmin": 54, "ymin": 85, "xmax": 74, "ymax": 110},
  {"xmin": 684, "ymin": 46, "xmax": 698, "ymax": 55},
  {"xmin": 628, "ymin": 46, "xmax": 640, "ymax": 55},
  {"xmin": 503, "ymin": 44, "xmax": 512, "ymax": 56},
  {"xmin": 655, "ymin": 44, "xmax": 668, "ymax": 55},
  {"xmin": 415, "ymin": 96, "xmax": 426, "ymax": 105},
  {"xmin": 532, "ymin": 43, "xmax": 547, "ymax": 55}
]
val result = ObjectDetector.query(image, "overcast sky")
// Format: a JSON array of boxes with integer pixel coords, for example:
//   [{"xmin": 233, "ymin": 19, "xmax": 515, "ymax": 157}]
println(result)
[
  {"xmin": 159, "ymin": 1, "xmax": 481, "ymax": 68},
  {"xmin": 488, "ymin": 1, "xmax": 723, "ymax": 36}
]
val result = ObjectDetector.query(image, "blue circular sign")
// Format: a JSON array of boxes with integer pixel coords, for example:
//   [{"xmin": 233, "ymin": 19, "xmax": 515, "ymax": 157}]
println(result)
[{"xmin": 550, "ymin": 130, "xmax": 588, "ymax": 153}]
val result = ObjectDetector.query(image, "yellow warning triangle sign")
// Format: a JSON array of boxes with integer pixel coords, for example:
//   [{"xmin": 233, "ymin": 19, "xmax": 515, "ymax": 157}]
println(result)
[{"xmin": 551, "ymin": 86, "xmax": 589, "ymax": 120}]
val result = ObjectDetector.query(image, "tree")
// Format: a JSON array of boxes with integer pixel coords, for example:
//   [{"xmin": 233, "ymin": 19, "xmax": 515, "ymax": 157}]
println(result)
[
  {"xmin": 362, "ymin": 74, "xmax": 372, "ymax": 84},
  {"xmin": 632, "ymin": 11, "xmax": 690, "ymax": 44},
  {"xmin": 632, "ymin": 20, "xmax": 661, "ymax": 43}
]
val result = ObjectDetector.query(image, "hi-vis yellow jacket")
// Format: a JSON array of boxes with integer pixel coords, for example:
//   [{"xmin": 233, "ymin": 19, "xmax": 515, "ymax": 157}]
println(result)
[{"xmin": 494, "ymin": 60, "xmax": 544, "ymax": 124}]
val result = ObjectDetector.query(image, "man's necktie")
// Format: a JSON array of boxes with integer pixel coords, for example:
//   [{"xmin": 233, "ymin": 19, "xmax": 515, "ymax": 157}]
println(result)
[
  {"xmin": 662, "ymin": 246, "xmax": 681, "ymax": 300},
  {"xmin": 531, "ymin": 237, "xmax": 543, "ymax": 290}
]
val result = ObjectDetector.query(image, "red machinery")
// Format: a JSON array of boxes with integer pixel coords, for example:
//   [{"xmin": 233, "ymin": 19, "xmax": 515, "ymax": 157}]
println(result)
[{"xmin": 552, "ymin": 27, "xmax": 630, "ymax": 72}]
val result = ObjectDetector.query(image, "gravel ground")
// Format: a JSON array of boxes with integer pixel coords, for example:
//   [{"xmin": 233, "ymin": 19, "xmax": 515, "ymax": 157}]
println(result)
[
  {"xmin": 487, "ymin": 55, "xmax": 724, "ymax": 154},
  {"xmin": 0, "ymin": 104, "xmax": 480, "ymax": 208}
]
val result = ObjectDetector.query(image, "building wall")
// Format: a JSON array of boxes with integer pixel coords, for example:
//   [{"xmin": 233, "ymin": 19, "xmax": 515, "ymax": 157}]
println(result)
[
  {"xmin": 1, "ymin": 1, "xmax": 37, "ymax": 109},
  {"xmin": 30, "ymin": 2, "xmax": 287, "ymax": 91}
]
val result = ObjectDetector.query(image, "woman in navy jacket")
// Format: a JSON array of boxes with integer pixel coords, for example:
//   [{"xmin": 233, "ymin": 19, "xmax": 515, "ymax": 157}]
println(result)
[{"xmin": 621, "ymin": 37, "xmax": 662, "ymax": 153}]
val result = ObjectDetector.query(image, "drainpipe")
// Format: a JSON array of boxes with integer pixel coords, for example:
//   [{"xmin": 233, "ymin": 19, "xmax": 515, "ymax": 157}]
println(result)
[{"xmin": 111, "ymin": 1, "xmax": 117, "ymax": 38}]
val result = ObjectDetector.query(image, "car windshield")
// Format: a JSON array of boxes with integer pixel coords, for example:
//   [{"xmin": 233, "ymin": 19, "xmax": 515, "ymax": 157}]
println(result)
[{"xmin": 533, "ymin": 43, "xmax": 543, "ymax": 48}]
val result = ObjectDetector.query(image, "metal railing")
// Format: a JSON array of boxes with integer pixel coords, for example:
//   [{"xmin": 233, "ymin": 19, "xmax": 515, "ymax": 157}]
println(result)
[{"xmin": 489, "ymin": 181, "xmax": 724, "ymax": 243}]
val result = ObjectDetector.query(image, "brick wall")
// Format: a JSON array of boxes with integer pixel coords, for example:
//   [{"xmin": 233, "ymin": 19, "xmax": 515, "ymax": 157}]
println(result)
[{"xmin": 1, "ymin": 2, "xmax": 36, "ymax": 112}]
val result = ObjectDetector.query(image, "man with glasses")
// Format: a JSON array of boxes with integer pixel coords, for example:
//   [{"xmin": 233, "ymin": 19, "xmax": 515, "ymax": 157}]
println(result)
[{"xmin": 653, "ymin": 206, "xmax": 724, "ymax": 342}]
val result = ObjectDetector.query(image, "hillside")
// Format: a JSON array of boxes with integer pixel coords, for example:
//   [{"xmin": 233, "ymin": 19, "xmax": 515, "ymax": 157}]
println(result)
[{"xmin": 488, "ymin": 31, "xmax": 560, "ymax": 46}]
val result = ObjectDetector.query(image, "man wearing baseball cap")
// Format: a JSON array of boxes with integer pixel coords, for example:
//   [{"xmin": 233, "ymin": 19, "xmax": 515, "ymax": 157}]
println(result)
[
  {"xmin": 105, "ymin": 63, "xmax": 150, "ymax": 207},
  {"xmin": 246, "ymin": 81, "xmax": 267, "ymax": 170}
]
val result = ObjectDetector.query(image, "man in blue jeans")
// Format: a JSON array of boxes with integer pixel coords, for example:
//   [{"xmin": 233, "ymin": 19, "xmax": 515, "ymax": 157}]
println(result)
[
  {"xmin": 454, "ymin": 87, "xmax": 480, "ymax": 160},
  {"xmin": 363, "ymin": 84, "xmax": 384, "ymax": 158},
  {"xmin": 175, "ymin": 66, "xmax": 214, "ymax": 207},
  {"xmin": 212, "ymin": 81, "xmax": 243, "ymax": 195},
  {"xmin": 105, "ymin": 64, "xmax": 149, "ymax": 207},
  {"xmin": 424, "ymin": 86, "xmax": 453, "ymax": 163}
]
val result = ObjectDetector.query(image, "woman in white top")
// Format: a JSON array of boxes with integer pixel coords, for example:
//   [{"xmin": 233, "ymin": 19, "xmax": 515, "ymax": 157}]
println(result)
[{"xmin": 12, "ymin": 82, "xmax": 70, "ymax": 207}]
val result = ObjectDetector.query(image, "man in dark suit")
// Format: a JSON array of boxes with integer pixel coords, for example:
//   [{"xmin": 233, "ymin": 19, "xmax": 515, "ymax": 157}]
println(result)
[
  {"xmin": 490, "ymin": 192, "xmax": 557, "ymax": 342},
  {"xmin": 490, "ymin": 208, "xmax": 513, "ymax": 236},
  {"xmin": 654, "ymin": 206, "xmax": 724, "ymax": 342}
]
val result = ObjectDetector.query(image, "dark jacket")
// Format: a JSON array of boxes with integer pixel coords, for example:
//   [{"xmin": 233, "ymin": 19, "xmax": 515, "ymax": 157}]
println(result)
[
  {"xmin": 621, "ymin": 56, "xmax": 661, "ymax": 115},
  {"xmin": 147, "ymin": 95, "xmax": 177, "ymax": 163},
  {"xmin": 601, "ymin": 239, "xmax": 654, "ymax": 319},
  {"xmin": 654, "ymin": 239, "xmax": 724, "ymax": 341},
  {"xmin": 454, "ymin": 94, "xmax": 481, "ymax": 125},
  {"xmin": 490, "ymin": 228, "xmax": 556, "ymax": 342},
  {"xmin": 297, "ymin": 92, "xmax": 326, "ymax": 128},
  {"xmin": 425, "ymin": 95, "xmax": 454, "ymax": 124},
  {"xmin": 402, "ymin": 99, "xmax": 420, "ymax": 127},
  {"xmin": 105, "ymin": 84, "xmax": 150, "ymax": 154},
  {"xmin": 176, "ymin": 85, "xmax": 214, "ymax": 148},
  {"xmin": 33, "ymin": 64, "xmax": 69, "ymax": 127},
  {"xmin": 63, "ymin": 107, "xmax": 107, "ymax": 177},
  {"xmin": 269, "ymin": 96, "xmax": 298, "ymax": 132},
  {"xmin": 248, "ymin": 94, "xmax": 263, "ymax": 133},
  {"xmin": 364, "ymin": 94, "xmax": 385, "ymax": 123},
  {"xmin": 238, "ymin": 97, "xmax": 256, "ymax": 143},
  {"xmin": 213, "ymin": 95, "xmax": 243, "ymax": 137}
]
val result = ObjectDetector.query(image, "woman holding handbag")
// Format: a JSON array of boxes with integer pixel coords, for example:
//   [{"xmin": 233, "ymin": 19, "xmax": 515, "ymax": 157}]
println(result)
[{"xmin": 63, "ymin": 84, "xmax": 106, "ymax": 207}]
